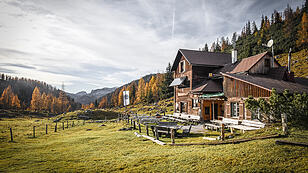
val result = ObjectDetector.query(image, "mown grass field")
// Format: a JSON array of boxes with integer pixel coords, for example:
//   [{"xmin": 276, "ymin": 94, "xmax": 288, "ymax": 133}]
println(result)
[{"xmin": 0, "ymin": 117, "xmax": 308, "ymax": 172}]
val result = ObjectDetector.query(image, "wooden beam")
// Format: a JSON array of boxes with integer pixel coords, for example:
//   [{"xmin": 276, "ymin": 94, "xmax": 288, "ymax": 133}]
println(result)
[
  {"xmin": 169, "ymin": 134, "xmax": 282, "ymax": 146},
  {"xmin": 275, "ymin": 140, "xmax": 308, "ymax": 147}
]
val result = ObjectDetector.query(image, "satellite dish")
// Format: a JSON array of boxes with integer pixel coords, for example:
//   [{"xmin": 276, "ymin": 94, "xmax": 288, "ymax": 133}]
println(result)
[{"xmin": 267, "ymin": 39, "xmax": 273, "ymax": 47}]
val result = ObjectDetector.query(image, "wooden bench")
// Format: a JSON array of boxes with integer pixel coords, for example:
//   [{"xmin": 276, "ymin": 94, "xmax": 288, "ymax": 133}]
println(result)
[
  {"xmin": 222, "ymin": 117, "xmax": 240, "ymax": 125},
  {"xmin": 241, "ymin": 120, "xmax": 265, "ymax": 128}
]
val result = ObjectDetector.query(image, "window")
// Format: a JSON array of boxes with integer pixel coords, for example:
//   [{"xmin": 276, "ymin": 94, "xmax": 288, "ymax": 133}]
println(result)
[
  {"xmin": 179, "ymin": 61, "xmax": 185, "ymax": 73},
  {"xmin": 231, "ymin": 102, "xmax": 239, "ymax": 117},
  {"xmin": 251, "ymin": 108, "xmax": 260, "ymax": 120},
  {"xmin": 192, "ymin": 99, "xmax": 198, "ymax": 108},
  {"xmin": 265, "ymin": 58, "xmax": 270, "ymax": 68}
]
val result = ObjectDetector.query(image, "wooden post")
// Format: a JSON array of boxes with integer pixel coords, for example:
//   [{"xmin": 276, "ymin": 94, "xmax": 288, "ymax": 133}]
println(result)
[
  {"xmin": 282, "ymin": 113, "xmax": 288, "ymax": 135},
  {"xmin": 164, "ymin": 111, "xmax": 165, "ymax": 116},
  {"xmin": 62, "ymin": 122, "xmax": 65, "ymax": 130},
  {"xmin": 127, "ymin": 117, "xmax": 130, "ymax": 124},
  {"xmin": 33, "ymin": 126, "xmax": 36, "ymax": 138},
  {"xmin": 171, "ymin": 128, "xmax": 175, "ymax": 144},
  {"xmin": 230, "ymin": 127, "xmax": 234, "ymax": 135},
  {"xmin": 66, "ymin": 120, "xmax": 68, "ymax": 128},
  {"xmin": 10, "ymin": 128, "xmax": 13, "ymax": 142},
  {"xmin": 55, "ymin": 122, "xmax": 57, "ymax": 132},
  {"xmin": 146, "ymin": 125, "xmax": 149, "ymax": 136},
  {"xmin": 155, "ymin": 126, "xmax": 159, "ymax": 140},
  {"xmin": 133, "ymin": 121, "xmax": 136, "ymax": 130},
  {"xmin": 72, "ymin": 121, "xmax": 74, "ymax": 127},
  {"xmin": 221, "ymin": 124, "xmax": 225, "ymax": 141},
  {"xmin": 130, "ymin": 118, "xmax": 133, "ymax": 126},
  {"xmin": 46, "ymin": 124, "xmax": 48, "ymax": 134},
  {"xmin": 138, "ymin": 123, "xmax": 141, "ymax": 133}
]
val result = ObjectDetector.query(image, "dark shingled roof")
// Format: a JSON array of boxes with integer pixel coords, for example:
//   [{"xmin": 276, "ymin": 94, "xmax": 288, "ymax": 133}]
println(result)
[
  {"xmin": 221, "ymin": 72, "xmax": 308, "ymax": 94},
  {"xmin": 171, "ymin": 49, "xmax": 231, "ymax": 71},
  {"xmin": 191, "ymin": 79, "xmax": 223, "ymax": 94}
]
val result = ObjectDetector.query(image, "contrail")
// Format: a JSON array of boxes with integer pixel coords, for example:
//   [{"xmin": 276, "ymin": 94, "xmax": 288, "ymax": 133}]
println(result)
[{"xmin": 171, "ymin": 0, "xmax": 176, "ymax": 39}]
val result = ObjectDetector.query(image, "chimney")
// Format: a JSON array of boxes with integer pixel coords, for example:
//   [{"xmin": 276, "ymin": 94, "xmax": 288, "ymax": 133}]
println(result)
[
  {"xmin": 288, "ymin": 48, "xmax": 292, "ymax": 73},
  {"xmin": 232, "ymin": 50, "xmax": 237, "ymax": 63}
]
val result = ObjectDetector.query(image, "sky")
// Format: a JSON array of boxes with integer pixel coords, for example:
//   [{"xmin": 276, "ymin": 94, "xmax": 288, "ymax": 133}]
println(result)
[{"xmin": 0, "ymin": 0, "xmax": 305, "ymax": 93}]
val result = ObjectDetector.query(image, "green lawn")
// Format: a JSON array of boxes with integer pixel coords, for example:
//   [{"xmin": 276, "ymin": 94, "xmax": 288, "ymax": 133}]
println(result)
[{"xmin": 0, "ymin": 118, "xmax": 307, "ymax": 172}]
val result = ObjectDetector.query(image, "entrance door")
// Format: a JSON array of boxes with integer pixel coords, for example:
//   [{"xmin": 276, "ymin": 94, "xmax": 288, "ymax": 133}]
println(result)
[{"xmin": 213, "ymin": 103, "xmax": 218, "ymax": 120}]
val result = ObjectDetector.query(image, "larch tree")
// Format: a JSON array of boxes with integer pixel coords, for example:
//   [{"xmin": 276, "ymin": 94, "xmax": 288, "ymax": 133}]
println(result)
[
  {"xmin": 30, "ymin": 87, "xmax": 41, "ymax": 111},
  {"xmin": 135, "ymin": 78, "xmax": 145, "ymax": 103},
  {"xmin": 118, "ymin": 87, "xmax": 125, "ymax": 106},
  {"xmin": 297, "ymin": 12, "xmax": 308, "ymax": 48},
  {"xmin": 12, "ymin": 95, "xmax": 21, "ymax": 109},
  {"xmin": 0, "ymin": 85, "xmax": 14, "ymax": 109}
]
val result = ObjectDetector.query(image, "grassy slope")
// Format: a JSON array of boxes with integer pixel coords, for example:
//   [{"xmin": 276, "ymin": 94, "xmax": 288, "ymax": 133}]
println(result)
[
  {"xmin": 277, "ymin": 49, "xmax": 308, "ymax": 77},
  {"xmin": 0, "ymin": 118, "xmax": 307, "ymax": 172}
]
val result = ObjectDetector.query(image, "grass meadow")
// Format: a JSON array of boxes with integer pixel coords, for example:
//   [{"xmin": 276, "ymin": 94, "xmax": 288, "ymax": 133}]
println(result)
[{"xmin": 0, "ymin": 117, "xmax": 308, "ymax": 172}]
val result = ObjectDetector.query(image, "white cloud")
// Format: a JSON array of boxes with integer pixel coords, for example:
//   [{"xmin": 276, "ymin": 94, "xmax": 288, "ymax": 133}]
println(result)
[{"xmin": 0, "ymin": 0, "xmax": 304, "ymax": 93}]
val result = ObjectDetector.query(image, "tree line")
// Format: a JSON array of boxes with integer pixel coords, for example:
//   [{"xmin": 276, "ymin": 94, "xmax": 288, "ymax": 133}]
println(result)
[
  {"xmin": 82, "ymin": 63, "xmax": 174, "ymax": 109},
  {"xmin": 201, "ymin": 1, "xmax": 308, "ymax": 59},
  {"xmin": 0, "ymin": 73, "xmax": 80, "ymax": 113}
]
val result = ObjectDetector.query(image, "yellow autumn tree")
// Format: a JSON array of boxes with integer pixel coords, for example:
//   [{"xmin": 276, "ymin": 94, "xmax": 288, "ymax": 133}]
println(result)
[
  {"xmin": 118, "ymin": 87, "xmax": 125, "ymax": 106},
  {"xmin": 12, "ymin": 95, "xmax": 21, "ymax": 109},
  {"xmin": 89, "ymin": 103, "xmax": 95, "ymax": 109},
  {"xmin": 135, "ymin": 78, "xmax": 145, "ymax": 103},
  {"xmin": 99, "ymin": 97, "xmax": 108, "ymax": 108},
  {"xmin": 0, "ymin": 85, "xmax": 14, "ymax": 109},
  {"xmin": 41, "ymin": 93, "xmax": 47, "ymax": 111},
  {"xmin": 58, "ymin": 91, "xmax": 69, "ymax": 113},
  {"xmin": 30, "ymin": 87, "xmax": 41, "ymax": 111},
  {"xmin": 297, "ymin": 12, "xmax": 308, "ymax": 48}
]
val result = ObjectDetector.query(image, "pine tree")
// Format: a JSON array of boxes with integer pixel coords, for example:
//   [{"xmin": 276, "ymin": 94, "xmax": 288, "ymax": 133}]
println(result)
[{"xmin": 203, "ymin": 43, "xmax": 208, "ymax": 52}]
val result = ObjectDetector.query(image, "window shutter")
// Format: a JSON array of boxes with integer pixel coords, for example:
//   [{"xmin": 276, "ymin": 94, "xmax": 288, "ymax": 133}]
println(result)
[{"xmin": 239, "ymin": 103, "xmax": 244, "ymax": 120}]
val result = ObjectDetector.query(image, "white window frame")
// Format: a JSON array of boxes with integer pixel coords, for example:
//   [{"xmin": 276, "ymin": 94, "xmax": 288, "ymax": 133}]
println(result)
[
  {"xmin": 192, "ymin": 98, "xmax": 199, "ymax": 108},
  {"xmin": 231, "ymin": 102, "xmax": 239, "ymax": 117},
  {"xmin": 179, "ymin": 60, "xmax": 185, "ymax": 73}
]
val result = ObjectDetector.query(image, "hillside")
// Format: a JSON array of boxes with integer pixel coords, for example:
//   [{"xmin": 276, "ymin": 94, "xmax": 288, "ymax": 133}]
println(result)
[
  {"xmin": 277, "ymin": 49, "xmax": 308, "ymax": 77},
  {"xmin": 110, "ymin": 97, "xmax": 174, "ymax": 115}
]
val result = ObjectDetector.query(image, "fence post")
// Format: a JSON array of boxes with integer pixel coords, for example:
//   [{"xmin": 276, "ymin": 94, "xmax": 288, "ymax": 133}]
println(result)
[
  {"xmin": 33, "ymin": 126, "xmax": 36, "ymax": 138},
  {"xmin": 72, "ymin": 121, "xmax": 74, "ymax": 127},
  {"xmin": 138, "ymin": 123, "xmax": 141, "ymax": 133},
  {"xmin": 146, "ymin": 125, "xmax": 149, "ymax": 136},
  {"xmin": 46, "ymin": 124, "xmax": 48, "ymax": 134},
  {"xmin": 155, "ymin": 126, "xmax": 159, "ymax": 140},
  {"xmin": 62, "ymin": 122, "xmax": 64, "ymax": 130},
  {"xmin": 171, "ymin": 128, "xmax": 175, "ymax": 144},
  {"xmin": 221, "ymin": 124, "xmax": 225, "ymax": 141},
  {"xmin": 10, "ymin": 128, "xmax": 13, "ymax": 142},
  {"xmin": 66, "ymin": 120, "xmax": 68, "ymax": 128},
  {"xmin": 55, "ymin": 122, "xmax": 57, "ymax": 132},
  {"xmin": 282, "ymin": 113, "xmax": 288, "ymax": 136}
]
